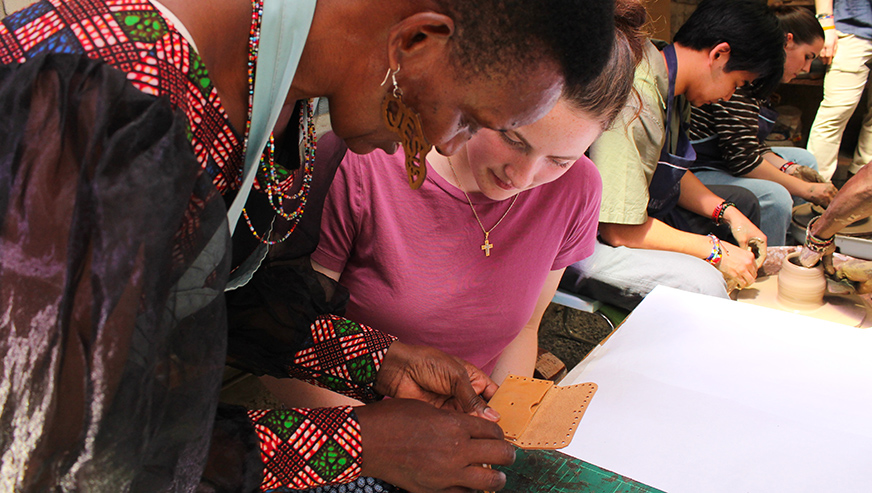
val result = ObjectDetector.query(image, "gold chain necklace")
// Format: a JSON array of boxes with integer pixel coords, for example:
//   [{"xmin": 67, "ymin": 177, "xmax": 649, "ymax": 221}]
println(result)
[{"xmin": 446, "ymin": 156, "xmax": 519, "ymax": 257}]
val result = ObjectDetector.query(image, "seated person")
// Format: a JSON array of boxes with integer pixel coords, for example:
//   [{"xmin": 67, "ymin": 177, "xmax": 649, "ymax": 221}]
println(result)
[
  {"xmin": 560, "ymin": 0, "xmax": 786, "ymax": 311},
  {"xmin": 263, "ymin": 6, "xmax": 648, "ymax": 415},
  {"xmin": 689, "ymin": 5, "xmax": 838, "ymax": 246}
]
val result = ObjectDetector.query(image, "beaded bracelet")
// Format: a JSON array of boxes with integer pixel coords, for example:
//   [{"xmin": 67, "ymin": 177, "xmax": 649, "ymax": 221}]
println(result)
[
  {"xmin": 779, "ymin": 161, "xmax": 796, "ymax": 173},
  {"xmin": 816, "ymin": 13, "xmax": 833, "ymax": 19},
  {"xmin": 704, "ymin": 234, "xmax": 723, "ymax": 266},
  {"xmin": 711, "ymin": 201, "xmax": 735, "ymax": 226},
  {"xmin": 805, "ymin": 216, "xmax": 835, "ymax": 254}
]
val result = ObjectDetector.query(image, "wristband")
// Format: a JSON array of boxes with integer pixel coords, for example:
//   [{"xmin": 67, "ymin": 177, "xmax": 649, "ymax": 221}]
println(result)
[
  {"xmin": 779, "ymin": 161, "xmax": 796, "ymax": 173},
  {"xmin": 805, "ymin": 216, "xmax": 835, "ymax": 254},
  {"xmin": 823, "ymin": 25, "xmax": 836, "ymax": 30},
  {"xmin": 704, "ymin": 234, "xmax": 723, "ymax": 266},
  {"xmin": 711, "ymin": 201, "xmax": 735, "ymax": 226}
]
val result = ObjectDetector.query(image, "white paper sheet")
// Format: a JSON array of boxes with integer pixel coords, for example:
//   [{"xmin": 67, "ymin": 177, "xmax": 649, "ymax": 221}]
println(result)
[{"xmin": 562, "ymin": 285, "xmax": 872, "ymax": 493}]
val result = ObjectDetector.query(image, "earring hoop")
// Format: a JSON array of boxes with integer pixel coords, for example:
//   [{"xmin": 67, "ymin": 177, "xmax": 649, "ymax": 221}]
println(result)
[{"xmin": 379, "ymin": 64, "xmax": 403, "ymax": 98}]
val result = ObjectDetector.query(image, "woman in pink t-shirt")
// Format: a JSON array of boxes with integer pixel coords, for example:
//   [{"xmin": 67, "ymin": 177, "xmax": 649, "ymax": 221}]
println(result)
[{"xmin": 265, "ymin": 9, "xmax": 648, "ymax": 409}]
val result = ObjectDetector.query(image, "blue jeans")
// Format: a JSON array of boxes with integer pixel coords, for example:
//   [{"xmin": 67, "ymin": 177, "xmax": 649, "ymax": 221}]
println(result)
[
  {"xmin": 560, "ymin": 241, "xmax": 728, "ymax": 311},
  {"xmin": 692, "ymin": 147, "xmax": 819, "ymax": 246}
]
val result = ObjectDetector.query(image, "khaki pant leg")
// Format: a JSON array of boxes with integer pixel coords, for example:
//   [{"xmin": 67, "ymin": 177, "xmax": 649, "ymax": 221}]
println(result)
[{"xmin": 807, "ymin": 33, "xmax": 872, "ymax": 179}]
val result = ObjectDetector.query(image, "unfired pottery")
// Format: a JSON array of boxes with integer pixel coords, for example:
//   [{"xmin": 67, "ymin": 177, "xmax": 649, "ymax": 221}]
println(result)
[
  {"xmin": 777, "ymin": 252, "xmax": 826, "ymax": 309},
  {"xmin": 735, "ymin": 252, "xmax": 871, "ymax": 327}
]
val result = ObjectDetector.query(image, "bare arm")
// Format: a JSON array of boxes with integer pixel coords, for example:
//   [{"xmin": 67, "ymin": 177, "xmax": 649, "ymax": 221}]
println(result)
[
  {"xmin": 675, "ymin": 172, "xmax": 767, "ymax": 252},
  {"xmin": 490, "ymin": 268, "xmax": 563, "ymax": 385},
  {"xmin": 599, "ymin": 213, "xmax": 758, "ymax": 288},
  {"xmin": 311, "ymin": 258, "xmax": 341, "ymax": 282},
  {"xmin": 748, "ymin": 154, "xmax": 837, "ymax": 206},
  {"xmin": 813, "ymin": 163, "xmax": 872, "ymax": 238},
  {"xmin": 816, "ymin": 0, "xmax": 837, "ymax": 63}
]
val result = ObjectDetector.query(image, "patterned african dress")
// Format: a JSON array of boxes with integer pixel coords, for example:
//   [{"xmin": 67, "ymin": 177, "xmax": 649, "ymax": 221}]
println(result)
[{"xmin": 0, "ymin": 0, "xmax": 396, "ymax": 491}]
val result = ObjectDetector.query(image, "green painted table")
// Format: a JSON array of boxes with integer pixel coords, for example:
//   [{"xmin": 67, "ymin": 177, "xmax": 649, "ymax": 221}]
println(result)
[{"xmin": 496, "ymin": 448, "xmax": 663, "ymax": 493}]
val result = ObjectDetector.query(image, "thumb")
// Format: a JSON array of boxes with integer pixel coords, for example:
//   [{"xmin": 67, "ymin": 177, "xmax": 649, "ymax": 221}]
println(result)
[
  {"xmin": 453, "ymin": 379, "xmax": 500, "ymax": 421},
  {"xmin": 799, "ymin": 246, "xmax": 821, "ymax": 267},
  {"xmin": 822, "ymin": 254, "xmax": 836, "ymax": 276}
]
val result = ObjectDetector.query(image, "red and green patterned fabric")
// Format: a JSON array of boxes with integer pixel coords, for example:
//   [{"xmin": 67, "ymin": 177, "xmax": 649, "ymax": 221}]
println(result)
[
  {"xmin": 290, "ymin": 314, "xmax": 397, "ymax": 403},
  {"xmin": 0, "ymin": 0, "xmax": 244, "ymax": 195},
  {"xmin": 0, "ymin": 1, "xmax": 399, "ymax": 490},
  {"xmin": 249, "ymin": 406, "xmax": 363, "ymax": 490}
]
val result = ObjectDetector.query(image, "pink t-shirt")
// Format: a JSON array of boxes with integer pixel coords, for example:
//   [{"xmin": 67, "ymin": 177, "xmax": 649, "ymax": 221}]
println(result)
[{"xmin": 312, "ymin": 140, "xmax": 601, "ymax": 373}]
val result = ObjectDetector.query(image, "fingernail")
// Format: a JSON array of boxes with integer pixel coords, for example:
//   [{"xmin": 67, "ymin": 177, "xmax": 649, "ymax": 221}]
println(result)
[{"xmin": 484, "ymin": 406, "xmax": 500, "ymax": 421}]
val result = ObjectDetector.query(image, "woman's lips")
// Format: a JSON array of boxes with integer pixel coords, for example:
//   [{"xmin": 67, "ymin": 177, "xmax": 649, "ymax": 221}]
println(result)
[{"xmin": 492, "ymin": 171, "xmax": 515, "ymax": 191}]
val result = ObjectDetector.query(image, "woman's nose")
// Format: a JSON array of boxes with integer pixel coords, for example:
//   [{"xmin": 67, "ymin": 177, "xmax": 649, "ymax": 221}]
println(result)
[{"xmin": 505, "ymin": 159, "xmax": 537, "ymax": 189}]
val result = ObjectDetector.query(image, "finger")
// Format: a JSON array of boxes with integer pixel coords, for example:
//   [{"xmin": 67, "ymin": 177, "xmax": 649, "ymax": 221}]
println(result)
[
  {"xmin": 453, "ymin": 375, "xmax": 498, "ymax": 418},
  {"xmin": 452, "ymin": 464, "xmax": 509, "ymax": 492},
  {"xmin": 455, "ymin": 413, "xmax": 507, "ymax": 441},
  {"xmin": 823, "ymin": 254, "xmax": 836, "ymax": 276},
  {"xmin": 464, "ymin": 438, "xmax": 516, "ymax": 467},
  {"xmin": 462, "ymin": 360, "xmax": 500, "ymax": 401}
]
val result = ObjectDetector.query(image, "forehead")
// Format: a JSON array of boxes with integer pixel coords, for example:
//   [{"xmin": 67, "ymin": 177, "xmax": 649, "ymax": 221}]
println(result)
[
  {"xmin": 463, "ymin": 64, "xmax": 564, "ymax": 130},
  {"xmin": 517, "ymin": 101, "xmax": 601, "ymax": 153}
]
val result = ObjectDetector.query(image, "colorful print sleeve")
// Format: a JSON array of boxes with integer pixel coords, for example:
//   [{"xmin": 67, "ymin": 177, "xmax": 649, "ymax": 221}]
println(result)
[
  {"xmin": 289, "ymin": 315, "xmax": 397, "ymax": 403},
  {"xmin": 248, "ymin": 406, "xmax": 363, "ymax": 490}
]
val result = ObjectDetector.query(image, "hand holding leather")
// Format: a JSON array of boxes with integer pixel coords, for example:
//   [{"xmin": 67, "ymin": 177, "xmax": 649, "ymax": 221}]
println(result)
[
  {"xmin": 375, "ymin": 341, "xmax": 500, "ymax": 420},
  {"xmin": 356, "ymin": 399, "xmax": 515, "ymax": 493}
]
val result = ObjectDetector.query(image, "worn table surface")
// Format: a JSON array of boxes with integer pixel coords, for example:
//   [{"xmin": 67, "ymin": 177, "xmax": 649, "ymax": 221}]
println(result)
[{"xmin": 497, "ymin": 448, "xmax": 662, "ymax": 493}]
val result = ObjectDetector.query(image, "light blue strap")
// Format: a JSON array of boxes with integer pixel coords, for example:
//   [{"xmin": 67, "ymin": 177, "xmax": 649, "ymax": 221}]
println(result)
[{"xmin": 226, "ymin": 0, "xmax": 317, "ymax": 235}]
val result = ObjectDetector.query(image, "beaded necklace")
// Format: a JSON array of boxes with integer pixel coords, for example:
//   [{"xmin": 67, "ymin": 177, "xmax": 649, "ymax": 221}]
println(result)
[{"xmin": 241, "ymin": 0, "xmax": 316, "ymax": 245}]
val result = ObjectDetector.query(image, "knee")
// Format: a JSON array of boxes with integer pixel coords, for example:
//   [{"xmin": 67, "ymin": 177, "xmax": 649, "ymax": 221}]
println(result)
[{"xmin": 681, "ymin": 261, "xmax": 729, "ymax": 298}]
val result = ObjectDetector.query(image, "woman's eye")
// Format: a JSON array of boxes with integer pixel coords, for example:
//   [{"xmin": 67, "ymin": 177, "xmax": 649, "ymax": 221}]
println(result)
[
  {"xmin": 554, "ymin": 160, "xmax": 572, "ymax": 169},
  {"xmin": 500, "ymin": 132, "xmax": 525, "ymax": 148}
]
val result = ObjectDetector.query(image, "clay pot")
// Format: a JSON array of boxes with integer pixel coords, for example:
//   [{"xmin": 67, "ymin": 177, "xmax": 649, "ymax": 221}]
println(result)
[{"xmin": 777, "ymin": 252, "xmax": 826, "ymax": 309}]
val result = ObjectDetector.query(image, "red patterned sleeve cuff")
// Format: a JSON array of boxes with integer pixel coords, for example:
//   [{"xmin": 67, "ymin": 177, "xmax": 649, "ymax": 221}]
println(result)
[
  {"xmin": 248, "ymin": 406, "xmax": 363, "ymax": 490},
  {"xmin": 287, "ymin": 314, "xmax": 397, "ymax": 402}
]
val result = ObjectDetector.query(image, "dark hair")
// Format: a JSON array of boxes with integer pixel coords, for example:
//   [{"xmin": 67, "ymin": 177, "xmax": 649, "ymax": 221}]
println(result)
[
  {"xmin": 563, "ymin": 0, "xmax": 649, "ymax": 129},
  {"xmin": 435, "ymin": 0, "xmax": 615, "ymax": 89},
  {"xmin": 771, "ymin": 4, "xmax": 825, "ymax": 45},
  {"xmin": 673, "ymin": 0, "xmax": 785, "ymax": 96}
]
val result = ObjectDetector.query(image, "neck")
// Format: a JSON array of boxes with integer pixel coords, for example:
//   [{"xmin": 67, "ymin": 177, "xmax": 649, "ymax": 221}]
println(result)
[
  {"xmin": 670, "ymin": 42, "xmax": 697, "ymax": 98},
  {"xmin": 428, "ymin": 147, "xmax": 480, "ymax": 194},
  {"xmin": 157, "ymin": 0, "xmax": 252, "ymax": 131}
]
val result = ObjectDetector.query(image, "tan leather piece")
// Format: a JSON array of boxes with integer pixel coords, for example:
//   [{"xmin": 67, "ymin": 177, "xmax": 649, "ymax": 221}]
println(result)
[
  {"xmin": 487, "ymin": 376, "xmax": 553, "ymax": 440},
  {"xmin": 489, "ymin": 375, "xmax": 598, "ymax": 450}
]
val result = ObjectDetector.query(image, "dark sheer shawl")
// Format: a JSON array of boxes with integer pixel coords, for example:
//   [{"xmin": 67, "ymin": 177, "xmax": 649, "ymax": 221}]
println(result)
[{"xmin": 0, "ymin": 54, "xmax": 231, "ymax": 490}]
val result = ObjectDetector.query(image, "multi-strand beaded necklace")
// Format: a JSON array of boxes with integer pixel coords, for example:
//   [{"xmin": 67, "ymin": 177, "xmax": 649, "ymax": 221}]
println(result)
[{"xmin": 241, "ymin": 0, "xmax": 316, "ymax": 245}]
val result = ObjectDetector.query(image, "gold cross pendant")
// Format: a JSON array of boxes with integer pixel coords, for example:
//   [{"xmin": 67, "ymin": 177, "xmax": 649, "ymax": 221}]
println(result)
[{"xmin": 481, "ymin": 232, "xmax": 493, "ymax": 257}]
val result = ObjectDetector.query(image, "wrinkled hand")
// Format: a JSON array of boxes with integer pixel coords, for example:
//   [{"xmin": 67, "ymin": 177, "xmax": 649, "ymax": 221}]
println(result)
[
  {"xmin": 799, "ymin": 244, "xmax": 835, "ymax": 275},
  {"xmin": 835, "ymin": 259, "xmax": 872, "ymax": 293},
  {"xmin": 718, "ymin": 240, "xmax": 759, "ymax": 289},
  {"xmin": 356, "ymin": 399, "xmax": 515, "ymax": 493},
  {"xmin": 805, "ymin": 182, "xmax": 838, "ymax": 208},
  {"xmin": 376, "ymin": 341, "xmax": 500, "ymax": 420},
  {"xmin": 786, "ymin": 164, "xmax": 826, "ymax": 183}
]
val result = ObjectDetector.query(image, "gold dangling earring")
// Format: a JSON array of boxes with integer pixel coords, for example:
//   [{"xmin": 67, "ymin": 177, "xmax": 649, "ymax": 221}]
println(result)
[{"xmin": 380, "ymin": 64, "xmax": 431, "ymax": 189}]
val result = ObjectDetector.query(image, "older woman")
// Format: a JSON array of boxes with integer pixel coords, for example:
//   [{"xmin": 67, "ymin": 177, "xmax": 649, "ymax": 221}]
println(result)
[{"xmin": 0, "ymin": 0, "xmax": 615, "ymax": 491}]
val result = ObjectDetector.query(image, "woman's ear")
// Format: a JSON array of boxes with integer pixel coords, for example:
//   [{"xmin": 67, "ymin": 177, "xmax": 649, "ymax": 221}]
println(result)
[
  {"xmin": 386, "ymin": 12, "xmax": 455, "ymax": 72},
  {"xmin": 785, "ymin": 32, "xmax": 795, "ymax": 48}
]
